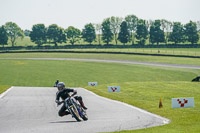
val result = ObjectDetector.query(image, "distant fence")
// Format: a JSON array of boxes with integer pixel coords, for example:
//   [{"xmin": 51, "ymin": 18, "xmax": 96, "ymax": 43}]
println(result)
[
  {"xmin": 1, "ymin": 50, "xmax": 200, "ymax": 59},
  {"xmin": 0, "ymin": 44, "xmax": 200, "ymax": 50}
]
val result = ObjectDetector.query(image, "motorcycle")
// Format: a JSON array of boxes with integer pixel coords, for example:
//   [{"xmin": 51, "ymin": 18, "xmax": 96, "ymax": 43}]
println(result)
[{"xmin": 58, "ymin": 96, "xmax": 88, "ymax": 122}]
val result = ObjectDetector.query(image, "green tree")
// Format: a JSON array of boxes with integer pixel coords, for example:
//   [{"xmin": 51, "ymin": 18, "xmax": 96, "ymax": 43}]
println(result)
[
  {"xmin": 149, "ymin": 20, "xmax": 165, "ymax": 45},
  {"xmin": 118, "ymin": 21, "xmax": 130, "ymax": 45},
  {"xmin": 24, "ymin": 29, "xmax": 31, "ymax": 36},
  {"xmin": 197, "ymin": 21, "xmax": 200, "ymax": 32},
  {"xmin": 94, "ymin": 23, "xmax": 102, "ymax": 45},
  {"xmin": 4, "ymin": 22, "xmax": 24, "ymax": 47},
  {"xmin": 161, "ymin": 19, "xmax": 172, "ymax": 44},
  {"xmin": 169, "ymin": 22, "xmax": 185, "ymax": 44},
  {"xmin": 29, "ymin": 24, "xmax": 47, "ymax": 46},
  {"xmin": 0, "ymin": 25, "xmax": 8, "ymax": 47},
  {"xmin": 82, "ymin": 23, "xmax": 96, "ymax": 44},
  {"xmin": 184, "ymin": 21, "xmax": 199, "ymax": 44},
  {"xmin": 110, "ymin": 16, "xmax": 123, "ymax": 45},
  {"xmin": 65, "ymin": 26, "xmax": 81, "ymax": 45},
  {"xmin": 46, "ymin": 24, "xmax": 66, "ymax": 46},
  {"xmin": 146, "ymin": 19, "xmax": 154, "ymax": 31},
  {"xmin": 136, "ymin": 19, "xmax": 148, "ymax": 45},
  {"xmin": 101, "ymin": 18, "xmax": 113, "ymax": 45},
  {"xmin": 125, "ymin": 14, "xmax": 138, "ymax": 45}
]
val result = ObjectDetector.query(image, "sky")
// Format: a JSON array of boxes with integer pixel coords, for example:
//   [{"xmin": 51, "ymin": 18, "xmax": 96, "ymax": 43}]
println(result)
[{"xmin": 0, "ymin": 0, "xmax": 199, "ymax": 30}]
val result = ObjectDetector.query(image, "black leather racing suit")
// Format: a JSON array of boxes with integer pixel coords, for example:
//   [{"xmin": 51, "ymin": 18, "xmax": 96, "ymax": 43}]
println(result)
[{"xmin": 55, "ymin": 88, "xmax": 86, "ymax": 117}]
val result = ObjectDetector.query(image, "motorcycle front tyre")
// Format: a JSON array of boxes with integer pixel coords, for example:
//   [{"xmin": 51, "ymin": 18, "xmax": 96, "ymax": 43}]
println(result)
[
  {"xmin": 69, "ymin": 107, "xmax": 81, "ymax": 122},
  {"xmin": 81, "ymin": 114, "xmax": 88, "ymax": 121}
]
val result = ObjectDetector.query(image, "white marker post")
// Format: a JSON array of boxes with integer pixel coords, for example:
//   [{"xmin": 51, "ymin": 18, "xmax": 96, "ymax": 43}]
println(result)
[
  {"xmin": 108, "ymin": 86, "xmax": 120, "ymax": 92},
  {"xmin": 172, "ymin": 97, "xmax": 194, "ymax": 108},
  {"xmin": 88, "ymin": 82, "xmax": 98, "ymax": 86}
]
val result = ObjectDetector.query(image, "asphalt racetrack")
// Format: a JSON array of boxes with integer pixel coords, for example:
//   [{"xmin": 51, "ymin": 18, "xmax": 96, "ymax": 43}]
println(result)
[{"xmin": 0, "ymin": 87, "xmax": 169, "ymax": 133}]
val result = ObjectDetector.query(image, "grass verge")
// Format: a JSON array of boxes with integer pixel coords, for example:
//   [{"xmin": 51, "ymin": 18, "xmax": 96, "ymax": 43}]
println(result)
[
  {"xmin": 87, "ymin": 81, "xmax": 200, "ymax": 133},
  {"xmin": 0, "ymin": 85, "xmax": 10, "ymax": 94}
]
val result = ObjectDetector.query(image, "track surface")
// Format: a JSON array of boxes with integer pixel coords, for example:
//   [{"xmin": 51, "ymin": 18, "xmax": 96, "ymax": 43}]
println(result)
[
  {"xmin": 0, "ymin": 87, "xmax": 169, "ymax": 133},
  {"xmin": 1, "ymin": 58, "xmax": 200, "ymax": 69}
]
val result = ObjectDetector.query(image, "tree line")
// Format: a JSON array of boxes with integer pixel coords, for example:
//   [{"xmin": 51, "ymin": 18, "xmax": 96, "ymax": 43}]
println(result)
[{"xmin": 0, "ymin": 14, "xmax": 200, "ymax": 47}]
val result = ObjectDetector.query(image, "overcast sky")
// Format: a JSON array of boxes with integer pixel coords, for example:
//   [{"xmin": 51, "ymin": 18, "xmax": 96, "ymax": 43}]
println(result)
[{"xmin": 0, "ymin": 0, "xmax": 199, "ymax": 30}]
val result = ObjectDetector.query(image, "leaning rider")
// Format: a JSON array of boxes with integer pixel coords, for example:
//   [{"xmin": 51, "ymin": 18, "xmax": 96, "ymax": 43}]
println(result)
[{"xmin": 55, "ymin": 82, "xmax": 87, "ymax": 117}]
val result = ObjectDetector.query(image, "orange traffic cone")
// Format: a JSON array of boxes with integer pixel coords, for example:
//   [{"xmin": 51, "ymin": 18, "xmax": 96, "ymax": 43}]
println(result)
[{"xmin": 159, "ymin": 98, "xmax": 163, "ymax": 108}]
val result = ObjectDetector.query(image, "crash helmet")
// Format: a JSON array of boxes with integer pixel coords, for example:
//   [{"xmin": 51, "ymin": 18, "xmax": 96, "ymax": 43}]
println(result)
[{"xmin": 57, "ymin": 82, "xmax": 65, "ymax": 91}]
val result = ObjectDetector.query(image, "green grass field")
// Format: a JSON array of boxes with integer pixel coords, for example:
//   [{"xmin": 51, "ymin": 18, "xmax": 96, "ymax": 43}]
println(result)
[{"xmin": 0, "ymin": 53, "xmax": 200, "ymax": 132}]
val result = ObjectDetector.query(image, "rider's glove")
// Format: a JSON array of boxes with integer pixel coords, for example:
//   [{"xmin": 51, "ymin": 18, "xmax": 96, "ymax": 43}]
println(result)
[
  {"xmin": 57, "ymin": 102, "xmax": 62, "ymax": 106},
  {"xmin": 55, "ymin": 100, "xmax": 62, "ymax": 106},
  {"xmin": 71, "ymin": 90, "xmax": 77, "ymax": 97}
]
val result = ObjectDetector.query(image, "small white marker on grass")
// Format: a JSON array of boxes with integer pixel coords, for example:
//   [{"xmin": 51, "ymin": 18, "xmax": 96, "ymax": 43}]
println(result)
[
  {"xmin": 88, "ymin": 82, "xmax": 98, "ymax": 86},
  {"xmin": 108, "ymin": 86, "xmax": 120, "ymax": 92},
  {"xmin": 172, "ymin": 97, "xmax": 194, "ymax": 108}
]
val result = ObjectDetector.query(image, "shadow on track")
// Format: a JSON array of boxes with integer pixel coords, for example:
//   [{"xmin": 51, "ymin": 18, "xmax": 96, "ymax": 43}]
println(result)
[{"xmin": 50, "ymin": 121, "xmax": 78, "ymax": 123}]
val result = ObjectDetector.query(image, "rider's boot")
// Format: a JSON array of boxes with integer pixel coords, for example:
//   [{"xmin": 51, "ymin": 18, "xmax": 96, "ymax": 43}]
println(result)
[
  {"xmin": 63, "ymin": 111, "xmax": 71, "ymax": 116},
  {"xmin": 78, "ymin": 100, "xmax": 87, "ymax": 110}
]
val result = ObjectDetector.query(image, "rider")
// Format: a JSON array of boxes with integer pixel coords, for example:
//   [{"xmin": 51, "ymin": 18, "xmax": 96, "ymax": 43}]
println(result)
[
  {"xmin": 55, "ymin": 82, "xmax": 87, "ymax": 117},
  {"xmin": 54, "ymin": 80, "xmax": 59, "ymax": 87}
]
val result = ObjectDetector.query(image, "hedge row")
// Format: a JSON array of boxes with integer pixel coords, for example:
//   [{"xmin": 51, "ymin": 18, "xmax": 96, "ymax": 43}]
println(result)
[{"xmin": 1, "ymin": 44, "xmax": 200, "ymax": 50}]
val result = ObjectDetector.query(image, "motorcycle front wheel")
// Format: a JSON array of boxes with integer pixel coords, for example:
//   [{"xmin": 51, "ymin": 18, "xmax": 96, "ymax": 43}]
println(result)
[
  {"xmin": 81, "ymin": 113, "xmax": 88, "ymax": 121},
  {"xmin": 69, "ymin": 106, "xmax": 81, "ymax": 122}
]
